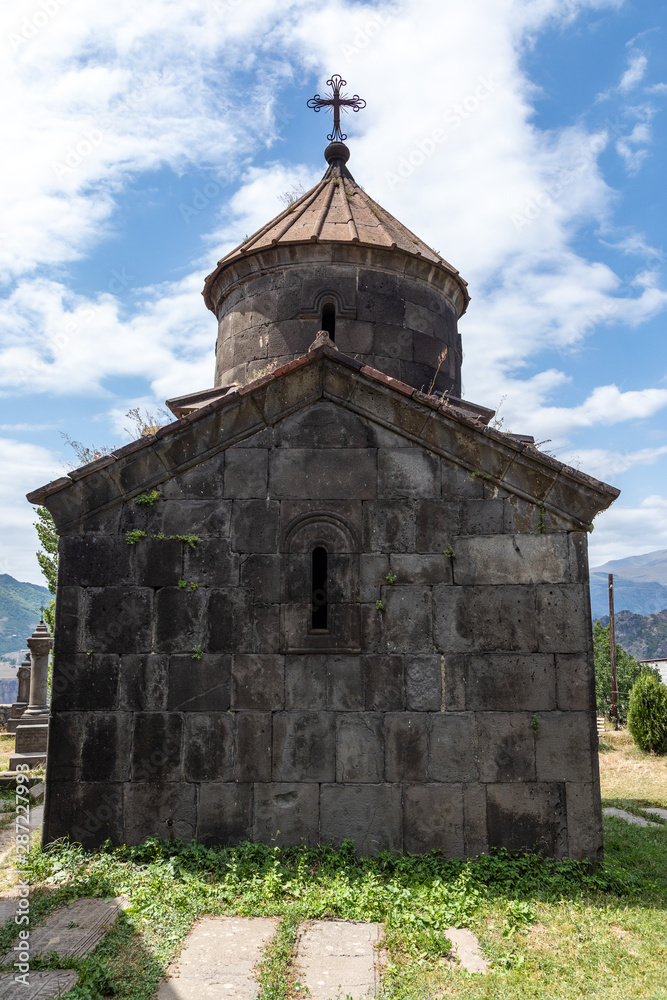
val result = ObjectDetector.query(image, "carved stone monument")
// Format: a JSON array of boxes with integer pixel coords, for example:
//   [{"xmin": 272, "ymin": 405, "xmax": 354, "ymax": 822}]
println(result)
[
  {"xmin": 10, "ymin": 620, "xmax": 52, "ymax": 770},
  {"xmin": 6, "ymin": 653, "xmax": 31, "ymax": 734}
]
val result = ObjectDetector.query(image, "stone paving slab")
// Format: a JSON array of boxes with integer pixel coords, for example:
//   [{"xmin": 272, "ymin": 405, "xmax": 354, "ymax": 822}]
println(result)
[
  {"xmin": 644, "ymin": 807, "xmax": 667, "ymax": 821},
  {"xmin": 157, "ymin": 915, "xmax": 278, "ymax": 999},
  {"xmin": 446, "ymin": 927, "xmax": 488, "ymax": 973},
  {"xmin": 295, "ymin": 920, "xmax": 380, "ymax": 1000},
  {"xmin": 0, "ymin": 970, "xmax": 78, "ymax": 999},
  {"xmin": 1, "ymin": 897, "xmax": 125, "ymax": 963},
  {"xmin": 603, "ymin": 807, "xmax": 660, "ymax": 828}
]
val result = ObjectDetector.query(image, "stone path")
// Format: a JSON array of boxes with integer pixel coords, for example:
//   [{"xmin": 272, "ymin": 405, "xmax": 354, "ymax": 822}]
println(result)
[
  {"xmin": 446, "ymin": 927, "xmax": 488, "ymax": 973},
  {"xmin": 1, "ymin": 896, "xmax": 125, "ymax": 964},
  {"xmin": 295, "ymin": 920, "xmax": 380, "ymax": 1000},
  {"xmin": 603, "ymin": 806, "xmax": 661, "ymax": 828},
  {"xmin": 644, "ymin": 807, "xmax": 667, "ymax": 822},
  {"xmin": 0, "ymin": 970, "xmax": 79, "ymax": 999},
  {"xmin": 157, "ymin": 916, "xmax": 278, "ymax": 1000}
]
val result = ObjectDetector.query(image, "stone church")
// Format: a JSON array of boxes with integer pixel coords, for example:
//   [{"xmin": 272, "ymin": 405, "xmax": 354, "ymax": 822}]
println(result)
[{"xmin": 29, "ymin": 87, "xmax": 619, "ymax": 860}]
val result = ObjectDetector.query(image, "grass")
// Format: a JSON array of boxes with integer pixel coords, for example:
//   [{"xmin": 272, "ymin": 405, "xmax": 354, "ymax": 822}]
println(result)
[
  {"xmin": 0, "ymin": 733, "xmax": 663, "ymax": 999},
  {"xmin": 0, "ymin": 733, "xmax": 14, "ymax": 772}
]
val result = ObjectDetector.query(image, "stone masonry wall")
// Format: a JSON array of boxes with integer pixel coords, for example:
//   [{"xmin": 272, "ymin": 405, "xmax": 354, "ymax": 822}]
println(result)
[
  {"xmin": 43, "ymin": 381, "xmax": 602, "ymax": 861},
  {"xmin": 212, "ymin": 245, "xmax": 463, "ymax": 397}
]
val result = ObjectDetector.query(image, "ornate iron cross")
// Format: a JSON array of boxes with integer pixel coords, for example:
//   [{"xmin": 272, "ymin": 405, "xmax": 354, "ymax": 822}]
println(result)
[{"xmin": 307, "ymin": 74, "xmax": 366, "ymax": 143}]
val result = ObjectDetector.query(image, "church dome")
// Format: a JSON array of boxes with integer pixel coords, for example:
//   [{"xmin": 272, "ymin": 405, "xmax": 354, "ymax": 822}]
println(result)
[{"xmin": 203, "ymin": 143, "xmax": 469, "ymax": 398}]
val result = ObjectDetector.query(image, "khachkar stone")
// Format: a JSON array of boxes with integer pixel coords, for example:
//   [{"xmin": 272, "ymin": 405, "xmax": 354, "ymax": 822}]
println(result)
[
  {"xmin": 6, "ymin": 653, "xmax": 31, "ymax": 734},
  {"xmin": 11, "ymin": 620, "xmax": 52, "ymax": 770},
  {"xmin": 28, "ymin": 74, "xmax": 619, "ymax": 862}
]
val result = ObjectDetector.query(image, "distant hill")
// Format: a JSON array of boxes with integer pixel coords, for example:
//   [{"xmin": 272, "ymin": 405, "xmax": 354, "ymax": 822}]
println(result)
[
  {"xmin": 0, "ymin": 574, "xmax": 50, "ymax": 657},
  {"xmin": 597, "ymin": 609, "xmax": 667, "ymax": 663},
  {"xmin": 590, "ymin": 549, "xmax": 667, "ymax": 619}
]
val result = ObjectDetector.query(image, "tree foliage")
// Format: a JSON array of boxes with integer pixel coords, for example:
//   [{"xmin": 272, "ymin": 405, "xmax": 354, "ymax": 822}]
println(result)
[
  {"xmin": 593, "ymin": 620, "xmax": 660, "ymax": 723},
  {"xmin": 34, "ymin": 505, "xmax": 58, "ymax": 594},
  {"xmin": 628, "ymin": 672, "xmax": 667, "ymax": 754}
]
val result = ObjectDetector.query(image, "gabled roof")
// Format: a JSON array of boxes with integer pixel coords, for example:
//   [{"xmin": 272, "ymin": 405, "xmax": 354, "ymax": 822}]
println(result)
[
  {"xmin": 27, "ymin": 342, "xmax": 619, "ymax": 533},
  {"xmin": 203, "ymin": 149, "xmax": 469, "ymax": 312}
]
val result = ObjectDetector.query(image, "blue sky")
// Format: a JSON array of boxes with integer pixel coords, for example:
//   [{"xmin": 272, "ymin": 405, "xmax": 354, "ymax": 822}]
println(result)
[{"xmin": 0, "ymin": 0, "xmax": 666, "ymax": 585}]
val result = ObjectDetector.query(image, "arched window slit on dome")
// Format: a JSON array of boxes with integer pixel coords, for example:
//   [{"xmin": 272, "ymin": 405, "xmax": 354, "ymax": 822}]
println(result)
[
  {"xmin": 311, "ymin": 546, "xmax": 328, "ymax": 630},
  {"xmin": 321, "ymin": 301, "xmax": 336, "ymax": 341}
]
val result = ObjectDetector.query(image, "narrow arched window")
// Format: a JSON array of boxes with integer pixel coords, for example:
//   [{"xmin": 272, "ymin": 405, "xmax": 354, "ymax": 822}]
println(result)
[
  {"xmin": 321, "ymin": 302, "xmax": 336, "ymax": 341},
  {"xmin": 311, "ymin": 546, "xmax": 328, "ymax": 630}
]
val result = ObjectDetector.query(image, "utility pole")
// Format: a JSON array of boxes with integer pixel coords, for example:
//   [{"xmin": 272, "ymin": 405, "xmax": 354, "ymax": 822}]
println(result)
[{"xmin": 608, "ymin": 573, "xmax": 619, "ymax": 729}]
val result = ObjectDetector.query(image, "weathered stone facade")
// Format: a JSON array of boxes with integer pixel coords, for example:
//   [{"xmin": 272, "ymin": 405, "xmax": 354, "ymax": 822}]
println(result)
[{"xmin": 30, "ymin": 142, "xmax": 619, "ymax": 860}]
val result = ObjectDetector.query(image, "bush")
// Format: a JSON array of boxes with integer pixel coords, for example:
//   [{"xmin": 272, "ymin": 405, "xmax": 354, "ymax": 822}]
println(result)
[{"xmin": 628, "ymin": 672, "xmax": 667, "ymax": 754}]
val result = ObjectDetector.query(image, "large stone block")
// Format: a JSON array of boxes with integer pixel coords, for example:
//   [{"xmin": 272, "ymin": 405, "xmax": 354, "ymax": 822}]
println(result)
[
  {"xmin": 155, "ymin": 588, "xmax": 207, "ymax": 654},
  {"xmin": 363, "ymin": 500, "xmax": 415, "ymax": 552},
  {"xmin": 45, "ymin": 782, "xmax": 123, "ymax": 848},
  {"xmin": 486, "ymin": 782, "xmax": 567, "ymax": 857},
  {"xmin": 252, "ymin": 783, "xmax": 319, "ymax": 847},
  {"xmin": 120, "ymin": 655, "xmax": 169, "ymax": 712},
  {"xmin": 161, "ymin": 499, "xmax": 232, "ymax": 536},
  {"xmin": 384, "ymin": 713, "xmax": 427, "ymax": 781},
  {"xmin": 231, "ymin": 500, "xmax": 280, "ymax": 552},
  {"xmin": 433, "ymin": 585, "xmax": 537, "ymax": 653},
  {"xmin": 253, "ymin": 603, "xmax": 281, "ymax": 653},
  {"xmin": 405, "ymin": 655, "xmax": 442, "ymax": 711},
  {"xmin": 404, "ymin": 784, "xmax": 464, "ymax": 855},
  {"xmin": 232, "ymin": 654, "xmax": 284, "ymax": 710},
  {"xmin": 240, "ymin": 553, "xmax": 281, "ymax": 602},
  {"xmin": 336, "ymin": 714, "xmax": 384, "ymax": 782},
  {"xmin": 377, "ymin": 449, "xmax": 441, "ymax": 499},
  {"xmin": 463, "ymin": 783, "xmax": 488, "ymax": 856},
  {"xmin": 276, "ymin": 401, "xmax": 369, "ymax": 448},
  {"xmin": 184, "ymin": 538, "xmax": 239, "ymax": 587},
  {"xmin": 224, "ymin": 449, "xmax": 268, "ymax": 497},
  {"xmin": 555, "ymin": 653, "xmax": 595, "ymax": 711},
  {"xmin": 54, "ymin": 587, "xmax": 83, "ymax": 654},
  {"xmin": 131, "ymin": 712, "xmax": 183, "ymax": 782},
  {"xmin": 269, "ymin": 449, "xmax": 377, "ymax": 500},
  {"xmin": 59, "ymin": 535, "xmax": 132, "ymax": 586},
  {"xmin": 389, "ymin": 554, "xmax": 450, "ymax": 587},
  {"xmin": 536, "ymin": 585, "xmax": 590, "ymax": 652},
  {"xmin": 326, "ymin": 656, "xmax": 364, "ymax": 710},
  {"xmin": 160, "ymin": 452, "xmax": 226, "ymax": 499},
  {"xmin": 534, "ymin": 711, "xmax": 596, "ymax": 783},
  {"xmin": 51, "ymin": 654, "xmax": 120, "ymax": 712},
  {"xmin": 465, "ymin": 654, "xmax": 557, "ymax": 711},
  {"xmin": 364, "ymin": 655, "xmax": 404, "ymax": 711},
  {"xmin": 47, "ymin": 712, "xmax": 83, "ymax": 782},
  {"xmin": 476, "ymin": 713, "xmax": 536, "ymax": 782},
  {"xmin": 360, "ymin": 554, "xmax": 389, "ymax": 601},
  {"xmin": 83, "ymin": 587, "xmax": 153, "ymax": 654},
  {"xmin": 284, "ymin": 656, "xmax": 326, "ymax": 710},
  {"xmin": 460, "ymin": 499, "xmax": 505, "ymax": 534},
  {"xmin": 197, "ymin": 783, "xmax": 253, "ymax": 845},
  {"xmin": 207, "ymin": 588, "xmax": 254, "ymax": 652},
  {"xmin": 168, "ymin": 654, "xmax": 231, "ymax": 711},
  {"xmin": 132, "ymin": 537, "xmax": 184, "ymax": 588},
  {"xmin": 320, "ymin": 784, "xmax": 402, "ymax": 854},
  {"xmin": 272, "ymin": 711, "xmax": 335, "ymax": 781},
  {"xmin": 235, "ymin": 712, "xmax": 272, "ymax": 781},
  {"xmin": 123, "ymin": 783, "xmax": 197, "ymax": 845},
  {"xmin": 81, "ymin": 712, "xmax": 131, "ymax": 782},
  {"xmin": 379, "ymin": 587, "xmax": 432, "ymax": 654},
  {"xmin": 428, "ymin": 713, "xmax": 477, "ymax": 781},
  {"xmin": 443, "ymin": 653, "xmax": 466, "ymax": 711},
  {"xmin": 183, "ymin": 712, "xmax": 234, "ymax": 781},
  {"xmin": 453, "ymin": 535, "xmax": 571, "ymax": 586},
  {"xmin": 565, "ymin": 782, "xmax": 603, "ymax": 862}
]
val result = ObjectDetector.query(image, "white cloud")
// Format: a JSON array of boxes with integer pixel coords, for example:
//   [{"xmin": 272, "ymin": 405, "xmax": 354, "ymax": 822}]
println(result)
[
  {"xmin": 589, "ymin": 495, "xmax": 667, "ymax": 566},
  {"xmin": 619, "ymin": 51, "xmax": 648, "ymax": 92},
  {"xmin": 558, "ymin": 445, "xmax": 667, "ymax": 480},
  {"xmin": 0, "ymin": 438, "xmax": 62, "ymax": 584}
]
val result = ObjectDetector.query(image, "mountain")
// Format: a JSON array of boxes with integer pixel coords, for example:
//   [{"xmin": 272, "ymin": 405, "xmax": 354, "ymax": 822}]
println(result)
[
  {"xmin": 597, "ymin": 609, "xmax": 667, "ymax": 664},
  {"xmin": 590, "ymin": 549, "xmax": 667, "ymax": 619},
  {"xmin": 0, "ymin": 574, "xmax": 50, "ymax": 657}
]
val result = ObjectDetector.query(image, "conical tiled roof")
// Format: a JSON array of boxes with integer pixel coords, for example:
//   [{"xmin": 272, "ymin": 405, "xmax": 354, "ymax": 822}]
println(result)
[{"xmin": 203, "ymin": 145, "xmax": 468, "ymax": 310}]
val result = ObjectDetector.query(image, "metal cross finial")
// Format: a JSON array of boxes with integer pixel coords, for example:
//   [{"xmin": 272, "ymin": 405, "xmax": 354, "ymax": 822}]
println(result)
[{"xmin": 307, "ymin": 74, "xmax": 366, "ymax": 143}]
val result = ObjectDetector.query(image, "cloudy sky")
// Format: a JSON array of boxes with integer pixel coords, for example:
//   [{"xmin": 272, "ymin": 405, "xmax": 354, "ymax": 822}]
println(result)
[{"xmin": 1, "ymin": 0, "xmax": 666, "ymax": 585}]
